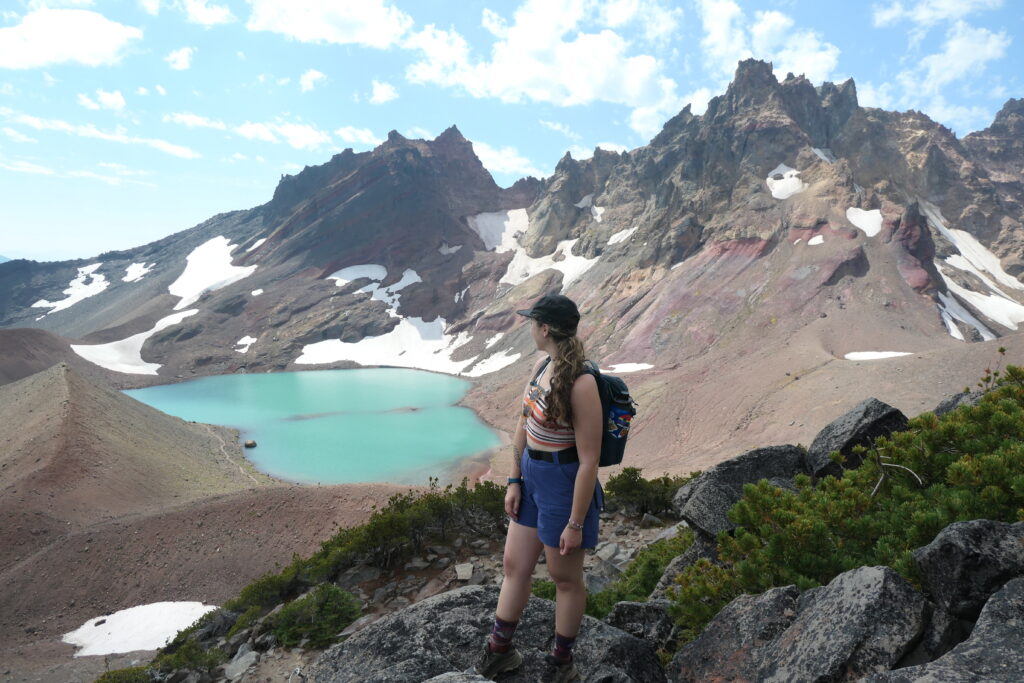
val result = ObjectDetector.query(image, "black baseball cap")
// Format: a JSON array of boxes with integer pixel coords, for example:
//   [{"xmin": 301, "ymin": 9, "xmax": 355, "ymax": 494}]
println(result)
[{"xmin": 517, "ymin": 293, "xmax": 580, "ymax": 333}]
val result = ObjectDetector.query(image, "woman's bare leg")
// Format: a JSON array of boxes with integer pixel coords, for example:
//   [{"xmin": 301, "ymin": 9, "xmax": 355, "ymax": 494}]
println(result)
[
  {"xmin": 495, "ymin": 521, "xmax": 544, "ymax": 621},
  {"xmin": 544, "ymin": 544, "xmax": 587, "ymax": 638}
]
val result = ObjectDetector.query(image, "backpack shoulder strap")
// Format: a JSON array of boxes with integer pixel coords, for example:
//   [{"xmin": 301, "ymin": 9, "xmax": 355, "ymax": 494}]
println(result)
[{"xmin": 532, "ymin": 356, "xmax": 552, "ymax": 383}]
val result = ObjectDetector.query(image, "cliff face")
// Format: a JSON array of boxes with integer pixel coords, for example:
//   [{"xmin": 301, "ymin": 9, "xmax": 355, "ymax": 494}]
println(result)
[{"xmin": 1, "ymin": 59, "xmax": 1022, "ymax": 470}]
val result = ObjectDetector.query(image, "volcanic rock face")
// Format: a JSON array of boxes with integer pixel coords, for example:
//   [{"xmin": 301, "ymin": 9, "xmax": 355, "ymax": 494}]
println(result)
[{"xmin": 1, "ymin": 59, "xmax": 1023, "ymax": 472}]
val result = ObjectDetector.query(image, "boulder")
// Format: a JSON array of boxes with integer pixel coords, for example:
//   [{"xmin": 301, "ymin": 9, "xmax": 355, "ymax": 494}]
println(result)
[
  {"xmin": 244, "ymin": 440, "xmax": 257, "ymax": 448},
  {"xmin": 670, "ymin": 566, "xmax": 928, "ymax": 682},
  {"xmin": 641, "ymin": 513, "xmax": 664, "ymax": 528},
  {"xmin": 422, "ymin": 674, "xmax": 490, "ymax": 683},
  {"xmin": 224, "ymin": 650, "xmax": 259, "ymax": 681},
  {"xmin": 805, "ymin": 398, "xmax": 908, "ymax": 479},
  {"xmin": 863, "ymin": 578, "xmax": 1024, "ymax": 682},
  {"xmin": 932, "ymin": 390, "xmax": 984, "ymax": 417},
  {"xmin": 649, "ymin": 534, "xmax": 717, "ymax": 600},
  {"xmin": 672, "ymin": 445, "xmax": 806, "ymax": 537},
  {"xmin": 913, "ymin": 520, "xmax": 1024, "ymax": 619},
  {"xmin": 603, "ymin": 600, "xmax": 676, "ymax": 650},
  {"xmin": 305, "ymin": 585, "xmax": 665, "ymax": 682},
  {"xmin": 653, "ymin": 521, "xmax": 688, "ymax": 543}
]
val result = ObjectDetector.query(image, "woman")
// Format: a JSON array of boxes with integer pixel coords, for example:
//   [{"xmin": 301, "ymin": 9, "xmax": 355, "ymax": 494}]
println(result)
[{"xmin": 475, "ymin": 293, "xmax": 603, "ymax": 683}]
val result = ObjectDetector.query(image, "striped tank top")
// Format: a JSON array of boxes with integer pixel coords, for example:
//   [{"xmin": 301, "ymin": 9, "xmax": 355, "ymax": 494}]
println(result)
[{"xmin": 522, "ymin": 359, "xmax": 575, "ymax": 451}]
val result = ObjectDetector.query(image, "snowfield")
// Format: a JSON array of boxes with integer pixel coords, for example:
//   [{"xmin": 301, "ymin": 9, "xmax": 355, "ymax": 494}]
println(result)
[
  {"xmin": 236, "ymin": 335, "xmax": 257, "ymax": 353},
  {"xmin": 766, "ymin": 163, "xmax": 807, "ymax": 199},
  {"xmin": 606, "ymin": 363, "xmax": 653, "ymax": 373},
  {"xmin": 607, "ymin": 227, "xmax": 637, "ymax": 245},
  {"xmin": 71, "ymin": 310, "xmax": 199, "ymax": 374},
  {"xmin": 169, "ymin": 236, "xmax": 258, "ymax": 310},
  {"xmin": 844, "ymin": 352, "xmax": 912, "ymax": 361},
  {"xmin": 32, "ymin": 263, "xmax": 108, "ymax": 316},
  {"xmin": 63, "ymin": 602, "xmax": 217, "ymax": 656},
  {"xmin": 123, "ymin": 262, "xmax": 153, "ymax": 283},
  {"xmin": 846, "ymin": 208, "xmax": 882, "ymax": 237}
]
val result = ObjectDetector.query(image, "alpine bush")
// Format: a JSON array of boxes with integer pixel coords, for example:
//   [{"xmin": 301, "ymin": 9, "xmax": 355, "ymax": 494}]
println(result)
[
  {"xmin": 604, "ymin": 466, "xmax": 697, "ymax": 516},
  {"xmin": 669, "ymin": 363, "xmax": 1024, "ymax": 645},
  {"xmin": 268, "ymin": 583, "xmax": 362, "ymax": 649}
]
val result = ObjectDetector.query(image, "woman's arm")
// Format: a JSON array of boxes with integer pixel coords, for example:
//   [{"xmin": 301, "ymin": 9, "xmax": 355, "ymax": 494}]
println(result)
[
  {"xmin": 561, "ymin": 372, "xmax": 601, "ymax": 554},
  {"xmin": 506, "ymin": 355, "xmax": 548, "ymax": 519}
]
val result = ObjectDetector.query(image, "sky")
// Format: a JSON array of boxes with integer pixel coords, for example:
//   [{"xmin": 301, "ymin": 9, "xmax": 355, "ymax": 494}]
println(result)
[{"xmin": 0, "ymin": 0, "xmax": 1020, "ymax": 262}]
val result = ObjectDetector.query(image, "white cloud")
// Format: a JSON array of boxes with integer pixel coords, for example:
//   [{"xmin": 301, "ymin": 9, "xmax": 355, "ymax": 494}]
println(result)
[
  {"xmin": 404, "ymin": 1, "xmax": 688, "ymax": 137},
  {"xmin": 299, "ymin": 68, "xmax": 326, "ymax": 92},
  {"xmin": 472, "ymin": 140, "xmax": 545, "ymax": 178},
  {"xmin": 27, "ymin": 0, "xmax": 95, "ymax": 9},
  {"xmin": 136, "ymin": 86, "xmax": 149, "ymax": 95},
  {"xmin": 872, "ymin": 0, "xmax": 1004, "ymax": 27},
  {"xmin": 0, "ymin": 158, "xmax": 55, "ymax": 175},
  {"xmin": 182, "ymin": 0, "xmax": 234, "ymax": 26},
  {"xmin": 273, "ymin": 122, "xmax": 332, "ymax": 150},
  {"xmin": 696, "ymin": 0, "xmax": 749, "ymax": 78},
  {"xmin": 235, "ymin": 121, "xmax": 278, "ymax": 143},
  {"xmin": 0, "ymin": 106, "xmax": 200, "ymax": 159},
  {"xmin": 246, "ymin": 0, "xmax": 413, "ymax": 49},
  {"xmin": 597, "ymin": 0, "xmax": 684, "ymax": 43},
  {"xmin": 42, "ymin": 73, "xmax": 57, "ymax": 86},
  {"xmin": 858, "ymin": 81, "xmax": 896, "ymax": 109},
  {"xmin": 335, "ymin": 125, "xmax": 382, "ymax": 147},
  {"xmin": 568, "ymin": 141, "xmax": 628, "ymax": 160},
  {"xmin": 596, "ymin": 141, "xmax": 628, "ymax": 153},
  {"xmin": 95, "ymin": 89, "xmax": 125, "ymax": 110},
  {"xmin": 163, "ymin": 111, "xmax": 226, "ymax": 129},
  {"xmin": 3, "ymin": 127, "xmax": 36, "ymax": 142},
  {"xmin": 139, "ymin": 0, "xmax": 160, "ymax": 15},
  {"xmin": 155, "ymin": 84, "xmax": 167, "ymax": 95},
  {"xmin": 911, "ymin": 21, "xmax": 1010, "ymax": 94},
  {"xmin": 539, "ymin": 119, "xmax": 579, "ymax": 139},
  {"xmin": 77, "ymin": 93, "xmax": 99, "ymax": 110},
  {"xmin": 681, "ymin": 86, "xmax": 713, "ymax": 115},
  {"xmin": 406, "ymin": 126, "xmax": 432, "ymax": 139},
  {"xmin": 369, "ymin": 79, "xmax": 398, "ymax": 103},
  {"xmin": 0, "ymin": 9, "xmax": 142, "ymax": 69},
  {"xmin": 165, "ymin": 46, "xmax": 195, "ymax": 70}
]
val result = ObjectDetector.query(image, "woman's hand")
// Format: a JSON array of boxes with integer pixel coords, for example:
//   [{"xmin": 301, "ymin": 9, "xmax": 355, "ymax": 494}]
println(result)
[
  {"xmin": 505, "ymin": 484, "xmax": 521, "ymax": 521},
  {"xmin": 559, "ymin": 526, "xmax": 582, "ymax": 555}
]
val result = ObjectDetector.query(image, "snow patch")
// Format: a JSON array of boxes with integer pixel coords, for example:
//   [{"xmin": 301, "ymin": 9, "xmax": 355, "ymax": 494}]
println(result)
[
  {"xmin": 168, "ymin": 237, "xmax": 258, "ymax": 310},
  {"xmin": 63, "ymin": 602, "xmax": 217, "ymax": 657},
  {"xmin": 591, "ymin": 205, "xmax": 605, "ymax": 223},
  {"xmin": 846, "ymin": 208, "xmax": 882, "ymax": 237},
  {"xmin": 123, "ymin": 262, "xmax": 153, "ymax": 283},
  {"xmin": 921, "ymin": 200, "xmax": 1024, "ymax": 293},
  {"xmin": 607, "ymin": 227, "xmax": 637, "ymax": 245},
  {"xmin": 71, "ymin": 309, "xmax": 199, "ymax": 375},
  {"xmin": 251, "ymin": 289, "xmax": 263, "ymax": 296},
  {"xmin": 766, "ymin": 163, "xmax": 807, "ymax": 199},
  {"xmin": 32, "ymin": 263, "xmax": 108, "ymax": 316},
  {"xmin": 500, "ymin": 238, "xmax": 597, "ymax": 288},
  {"xmin": 236, "ymin": 335, "xmax": 257, "ymax": 353},
  {"xmin": 327, "ymin": 264, "xmax": 388, "ymax": 286},
  {"xmin": 844, "ymin": 352, "xmax": 912, "ymax": 361},
  {"xmin": 573, "ymin": 194, "xmax": 593, "ymax": 209},
  {"xmin": 485, "ymin": 333, "xmax": 504, "ymax": 349},
  {"xmin": 793, "ymin": 238, "xmax": 803, "ymax": 245},
  {"xmin": 808, "ymin": 235, "xmax": 825, "ymax": 246},
  {"xmin": 605, "ymin": 363, "xmax": 653, "ymax": 373},
  {"xmin": 246, "ymin": 238, "xmax": 267, "ymax": 253},
  {"xmin": 939, "ymin": 267, "xmax": 1024, "ymax": 331},
  {"xmin": 935, "ymin": 289, "xmax": 996, "ymax": 341},
  {"xmin": 468, "ymin": 209, "xmax": 528, "ymax": 252},
  {"xmin": 812, "ymin": 147, "xmax": 837, "ymax": 164},
  {"xmin": 439, "ymin": 242, "xmax": 462, "ymax": 255},
  {"xmin": 463, "ymin": 348, "xmax": 522, "ymax": 377}
]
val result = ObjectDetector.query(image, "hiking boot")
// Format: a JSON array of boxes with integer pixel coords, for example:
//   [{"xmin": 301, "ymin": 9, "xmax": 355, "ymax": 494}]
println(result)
[
  {"xmin": 538, "ymin": 654, "xmax": 581, "ymax": 682},
  {"xmin": 473, "ymin": 643, "xmax": 523, "ymax": 679}
]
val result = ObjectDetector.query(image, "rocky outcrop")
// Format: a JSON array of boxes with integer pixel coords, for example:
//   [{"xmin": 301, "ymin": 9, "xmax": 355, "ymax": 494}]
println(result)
[
  {"xmin": 864, "ymin": 578, "xmax": 1024, "ymax": 683},
  {"xmin": 672, "ymin": 445, "xmax": 807, "ymax": 537},
  {"xmin": 603, "ymin": 599, "xmax": 676, "ymax": 651},
  {"xmin": 805, "ymin": 398, "xmax": 908, "ymax": 479},
  {"xmin": 913, "ymin": 520, "xmax": 1024, "ymax": 619},
  {"xmin": 670, "ymin": 566, "xmax": 928, "ymax": 682},
  {"xmin": 305, "ymin": 585, "xmax": 665, "ymax": 683}
]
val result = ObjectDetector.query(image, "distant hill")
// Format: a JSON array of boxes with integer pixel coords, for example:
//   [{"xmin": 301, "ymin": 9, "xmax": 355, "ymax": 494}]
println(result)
[{"xmin": 0, "ymin": 255, "xmax": 8, "ymax": 263}]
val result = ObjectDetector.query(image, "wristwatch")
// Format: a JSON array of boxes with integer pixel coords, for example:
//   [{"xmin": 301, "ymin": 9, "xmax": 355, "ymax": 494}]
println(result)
[
  {"xmin": 566, "ymin": 518, "xmax": 583, "ymax": 531},
  {"xmin": 507, "ymin": 477, "xmax": 523, "ymax": 485}
]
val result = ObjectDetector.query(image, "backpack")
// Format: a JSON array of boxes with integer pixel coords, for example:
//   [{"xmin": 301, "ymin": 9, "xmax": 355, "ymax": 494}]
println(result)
[{"xmin": 535, "ymin": 358, "xmax": 638, "ymax": 466}]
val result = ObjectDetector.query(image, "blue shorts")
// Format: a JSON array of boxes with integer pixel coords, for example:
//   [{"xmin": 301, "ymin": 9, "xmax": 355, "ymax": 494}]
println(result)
[{"xmin": 517, "ymin": 448, "xmax": 603, "ymax": 549}]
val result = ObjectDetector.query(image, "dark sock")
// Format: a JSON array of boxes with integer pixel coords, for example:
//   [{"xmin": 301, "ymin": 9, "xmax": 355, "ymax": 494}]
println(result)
[
  {"xmin": 487, "ymin": 616, "xmax": 518, "ymax": 653},
  {"xmin": 552, "ymin": 632, "xmax": 576, "ymax": 662}
]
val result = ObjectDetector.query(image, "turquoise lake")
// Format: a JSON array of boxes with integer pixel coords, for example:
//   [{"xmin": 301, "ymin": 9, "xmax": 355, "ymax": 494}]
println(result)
[{"xmin": 124, "ymin": 369, "xmax": 500, "ymax": 485}]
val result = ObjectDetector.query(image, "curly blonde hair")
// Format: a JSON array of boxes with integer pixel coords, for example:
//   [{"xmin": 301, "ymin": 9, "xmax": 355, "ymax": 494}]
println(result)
[{"xmin": 545, "ymin": 325, "xmax": 586, "ymax": 426}]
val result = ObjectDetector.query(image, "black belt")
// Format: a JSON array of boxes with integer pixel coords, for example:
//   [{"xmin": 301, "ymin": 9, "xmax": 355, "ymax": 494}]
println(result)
[{"xmin": 527, "ymin": 446, "xmax": 578, "ymax": 463}]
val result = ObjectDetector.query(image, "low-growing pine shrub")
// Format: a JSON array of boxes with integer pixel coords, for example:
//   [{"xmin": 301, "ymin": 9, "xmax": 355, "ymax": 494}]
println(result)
[
  {"xmin": 95, "ymin": 667, "xmax": 151, "ymax": 683},
  {"xmin": 151, "ymin": 640, "xmax": 225, "ymax": 673},
  {"xmin": 268, "ymin": 583, "xmax": 362, "ymax": 649},
  {"xmin": 669, "ymin": 364, "xmax": 1024, "ymax": 646},
  {"xmin": 605, "ymin": 467, "xmax": 697, "ymax": 516}
]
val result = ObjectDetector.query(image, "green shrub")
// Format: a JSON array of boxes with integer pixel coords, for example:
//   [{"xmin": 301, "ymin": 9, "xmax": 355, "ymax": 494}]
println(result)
[
  {"xmin": 95, "ymin": 667, "xmax": 151, "ymax": 683},
  {"xmin": 151, "ymin": 640, "xmax": 224, "ymax": 673},
  {"xmin": 668, "ymin": 364, "xmax": 1024, "ymax": 646},
  {"xmin": 269, "ymin": 583, "xmax": 362, "ymax": 649},
  {"xmin": 532, "ymin": 578, "xmax": 557, "ymax": 600},
  {"xmin": 605, "ymin": 467, "xmax": 697, "ymax": 516},
  {"xmin": 226, "ymin": 604, "xmax": 262, "ymax": 639}
]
